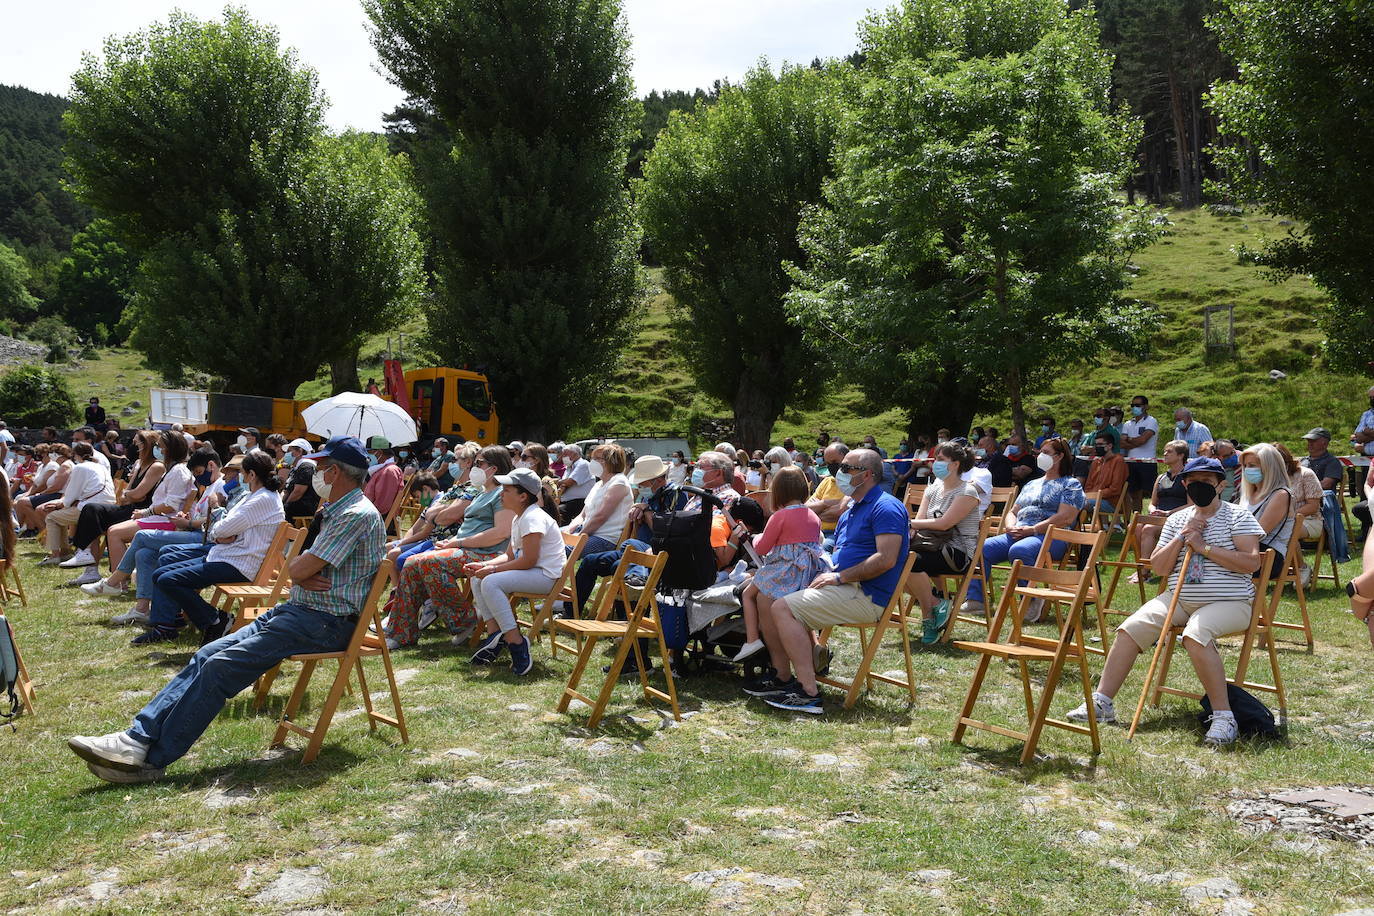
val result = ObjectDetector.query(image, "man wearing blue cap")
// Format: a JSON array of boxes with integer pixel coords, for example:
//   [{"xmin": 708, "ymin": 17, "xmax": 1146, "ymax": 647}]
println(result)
[
  {"xmin": 1066, "ymin": 456, "xmax": 1264, "ymax": 747},
  {"xmin": 67, "ymin": 436, "xmax": 386, "ymax": 783}
]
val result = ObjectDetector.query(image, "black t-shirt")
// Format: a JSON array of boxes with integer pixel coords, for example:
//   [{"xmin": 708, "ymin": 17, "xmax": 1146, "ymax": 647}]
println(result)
[
  {"xmin": 1302, "ymin": 452, "xmax": 1343, "ymax": 489},
  {"xmin": 285, "ymin": 457, "xmax": 320, "ymax": 515}
]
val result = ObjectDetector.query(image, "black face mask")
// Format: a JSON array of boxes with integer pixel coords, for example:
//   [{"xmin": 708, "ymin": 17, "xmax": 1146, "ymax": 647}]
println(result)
[
  {"xmin": 826, "ymin": 462, "xmax": 840, "ymax": 477},
  {"xmin": 1186, "ymin": 481, "xmax": 1218, "ymax": 507},
  {"xmin": 1093, "ymin": 445, "xmax": 1107, "ymax": 457}
]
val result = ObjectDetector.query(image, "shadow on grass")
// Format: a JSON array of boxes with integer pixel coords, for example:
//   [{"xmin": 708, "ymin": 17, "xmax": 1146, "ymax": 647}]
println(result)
[
  {"xmin": 953, "ymin": 740, "xmax": 1103, "ymax": 779},
  {"xmin": 75, "ymin": 745, "xmax": 367, "ymax": 797}
]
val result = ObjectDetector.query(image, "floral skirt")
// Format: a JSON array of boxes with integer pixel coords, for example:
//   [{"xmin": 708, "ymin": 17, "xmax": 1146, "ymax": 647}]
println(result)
[
  {"xmin": 384, "ymin": 546, "xmax": 501, "ymax": 646},
  {"xmin": 753, "ymin": 542, "xmax": 829, "ymax": 598}
]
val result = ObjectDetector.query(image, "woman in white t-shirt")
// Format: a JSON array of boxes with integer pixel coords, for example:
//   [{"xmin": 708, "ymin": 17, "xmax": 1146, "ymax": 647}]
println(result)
[
  {"xmin": 563, "ymin": 443, "xmax": 633, "ymax": 552},
  {"xmin": 464, "ymin": 469, "xmax": 567, "ymax": 677}
]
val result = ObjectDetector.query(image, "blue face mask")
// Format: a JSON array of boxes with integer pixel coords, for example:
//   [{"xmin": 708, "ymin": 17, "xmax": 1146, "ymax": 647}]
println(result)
[
  {"xmin": 1094, "ymin": 417, "xmax": 1104, "ymax": 427},
  {"xmin": 690, "ymin": 468, "xmax": 706, "ymax": 487},
  {"xmin": 152, "ymin": 446, "xmax": 164, "ymax": 461},
  {"xmin": 1242, "ymin": 467, "xmax": 1263, "ymax": 484},
  {"xmin": 1006, "ymin": 445, "xmax": 1021, "ymax": 457},
  {"xmin": 835, "ymin": 471, "xmax": 857, "ymax": 495},
  {"xmin": 398, "ymin": 451, "xmax": 408, "ymax": 459},
  {"xmin": 1131, "ymin": 405, "xmax": 1143, "ymax": 417},
  {"xmin": 194, "ymin": 471, "xmax": 211, "ymax": 487},
  {"xmin": 223, "ymin": 477, "xmax": 240, "ymax": 492},
  {"xmin": 1041, "ymin": 425, "xmax": 1050, "ymax": 434},
  {"xmin": 931, "ymin": 460, "xmax": 950, "ymax": 478}
]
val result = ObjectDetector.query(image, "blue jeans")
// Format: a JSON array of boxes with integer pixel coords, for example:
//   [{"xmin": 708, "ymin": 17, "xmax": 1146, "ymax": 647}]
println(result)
[
  {"xmin": 1083, "ymin": 498, "xmax": 1116, "ymax": 517},
  {"xmin": 150, "ymin": 550, "xmax": 245, "ymax": 630},
  {"xmin": 395, "ymin": 539, "xmax": 434, "ymax": 571},
  {"xmin": 127, "ymin": 602, "xmax": 356, "ymax": 768},
  {"xmin": 573, "ymin": 537, "xmax": 648, "ymax": 613},
  {"xmin": 120, "ymin": 530, "xmax": 205, "ymax": 599},
  {"xmin": 966, "ymin": 533, "xmax": 1069, "ymax": 605}
]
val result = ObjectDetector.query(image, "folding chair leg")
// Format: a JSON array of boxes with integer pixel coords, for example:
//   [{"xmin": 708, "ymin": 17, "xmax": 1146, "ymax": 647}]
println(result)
[
  {"xmin": 557, "ymin": 634, "xmax": 600, "ymax": 714},
  {"xmin": 254, "ymin": 662, "xmax": 282, "ymax": 710},
  {"xmin": 846, "ymin": 624, "xmax": 884, "ymax": 708},
  {"xmin": 354, "ymin": 659, "xmax": 375, "ymax": 733},
  {"xmin": 300, "ymin": 658, "xmax": 355, "ymax": 764},
  {"xmin": 375, "ymin": 628, "xmax": 409, "ymax": 743},
  {"xmin": 1152, "ymin": 630, "xmax": 1179, "ymax": 708},
  {"xmin": 1021, "ymin": 639, "xmax": 1073, "ymax": 765},
  {"xmin": 649, "ymin": 626, "xmax": 682, "ymax": 721},
  {"xmin": 952, "ymin": 655, "xmax": 994, "ymax": 745},
  {"xmin": 588, "ymin": 632, "xmax": 637, "ymax": 729},
  {"xmin": 273, "ymin": 659, "xmax": 318, "ymax": 746}
]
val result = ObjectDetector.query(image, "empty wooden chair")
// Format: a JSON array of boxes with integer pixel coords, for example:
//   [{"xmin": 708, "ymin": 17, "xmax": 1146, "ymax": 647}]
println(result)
[
  {"xmin": 0, "ymin": 558, "xmax": 27, "ymax": 607},
  {"xmin": 937, "ymin": 516, "xmax": 999, "ymax": 642},
  {"xmin": 952, "ymin": 557, "xmax": 1101, "ymax": 764},
  {"xmin": 816, "ymin": 553, "xmax": 918, "ymax": 708},
  {"xmin": 1304, "ymin": 514, "xmax": 1341, "ymax": 588},
  {"xmin": 987, "ymin": 486, "xmax": 1018, "ymax": 533},
  {"xmin": 902, "ymin": 483, "xmax": 928, "ymax": 516},
  {"xmin": 1264, "ymin": 524, "xmax": 1314, "ymax": 651},
  {"xmin": 1097, "ymin": 513, "xmax": 1168, "ymax": 624},
  {"xmin": 1127, "ymin": 549, "xmax": 1283, "ymax": 737},
  {"xmin": 270, "ymin": 564, "xmax": 408, "ymax": 763},
  {"xmin": 555, "ymin": 548, "xmax": 673, "ymax": 728},
  {"xmin": 513, "ymin": 532, "xmax": 587, "ymax": 657}
]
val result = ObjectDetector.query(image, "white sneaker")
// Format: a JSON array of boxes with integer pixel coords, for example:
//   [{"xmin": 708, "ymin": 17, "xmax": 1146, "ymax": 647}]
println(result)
[
  {"xmin": 385, "ymin": 636, "xmax": 402, "ymax": 651},
  {"xmin": 68, "ymin": 567, "xmax": 102, "ymax": 587},
  {"xmin": 732, "ymin": 638, "xmax": 765, "ymax": 662},
  {"xmin": 58, "ymin": 548, "xmax": 97, "ymax": 568},
  {"xmin": 1204, "ymin": 711, "xmax": 1239, "ymax": 746},
  {"xmin": 37, "ymin": 555, "xmax": 68, "ymax": 567},
  {"xmin": 448, "ymin": 623, "xmax": 477, "ymax": 647},
  {"xmin": 1022, "ymin": 597, "xmax": 1046, "ymax": 623},
  {"xmin": 1066, "ymin": 691, "xmax": 1116, "ymax": 724},
  {"xmin": 83, "ymin": 579, "xmax": 127, "ymax": 597},
  {"xmin": 85, "ymin": 759, "xmax": 164, "ymax": 784},
  {"xmin": 110, "ymin": 607, "xmax": 150, "ymax": 626},
  {"xmin": 67, "ymin": 731, "xmax": 149, "ymax": 771},
  {"xmin": 1298, "ymin": 566, "xmax": 1313, "ymax": 589},
  {"xmin": 959, "ymin": 600, "xmax": 986, "ymax": 616},
  {"xmin": 418, "ymin": 600, "xmax": 438, "ymax": 630},
  {"xmin": 728, "ymin": 560, "xmax": 750, "ymax": 584}
]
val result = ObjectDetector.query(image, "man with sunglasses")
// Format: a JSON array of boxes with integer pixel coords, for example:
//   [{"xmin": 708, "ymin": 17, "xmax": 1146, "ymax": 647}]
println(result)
[{"xmin": 748, "ymin": 449, "xmax": 909, "ymax": 715}]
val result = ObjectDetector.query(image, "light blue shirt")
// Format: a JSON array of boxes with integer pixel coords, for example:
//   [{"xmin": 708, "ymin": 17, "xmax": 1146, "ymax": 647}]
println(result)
[
  {"xmin": 1174, "ymin": 420, "xmax": 1213, "ymax": 457},
  {"xmin": 1356, "ymin": 409, "xmax": 1374, "ymax": 456}
]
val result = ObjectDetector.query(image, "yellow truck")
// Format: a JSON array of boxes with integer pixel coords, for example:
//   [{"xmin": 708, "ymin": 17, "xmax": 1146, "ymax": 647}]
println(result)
[{"xmin": 150, "ymin": 367, "xmax": 499, "ymax": 446}]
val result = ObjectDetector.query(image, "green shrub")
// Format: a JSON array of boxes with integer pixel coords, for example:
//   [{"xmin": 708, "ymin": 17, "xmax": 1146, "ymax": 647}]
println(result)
[{"xmin": 0, "ymin": 365, "xmax": 79, "ymax": 428}]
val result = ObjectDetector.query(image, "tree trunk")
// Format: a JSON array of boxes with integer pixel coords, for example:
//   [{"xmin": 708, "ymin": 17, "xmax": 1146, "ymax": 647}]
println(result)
[
  {"xmin": 1006, "ymin": 362, "xmax": 1026, "ymax": 446},
  {"xmin": 904, "ymin": 367, "xmax": 983, "ymax": 443},
  {"xmin": 732, "ymin": 361, "xmax": 782, "ymax": 454},
  {"xmin": 330, "ymin": 345, "xmax": 361, "ymax": 395},
  {"xmin": 1167, "ymin": 67, "xmax": 1198, "ymax": 208}
]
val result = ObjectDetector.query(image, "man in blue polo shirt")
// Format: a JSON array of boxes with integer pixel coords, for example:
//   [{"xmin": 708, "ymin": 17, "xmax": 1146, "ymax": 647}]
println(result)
[{"xmin": 745, "ymin": 448, "xmax": 909, "ymax": 715}]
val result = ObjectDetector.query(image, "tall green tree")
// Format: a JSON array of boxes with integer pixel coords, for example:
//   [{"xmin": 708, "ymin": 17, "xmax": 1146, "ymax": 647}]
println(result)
[
  {"xmin": 637, "ymin": 63, "xmax": 838, "ymax": 450},
  {"xmin": 48, "ymin": 218, "xmax": 136, "ymax": 343},
  {"xmin": 0, "ymin": 241, "xmax": 37, "ymax": 323},
  {"xmin": 786, "ymin": 0, "xmax": 1161, "ymax": 441},
  {"xmin": 64, "ymin": 10, "xmax": 425, "ymax": 395},
  {"xmin": 367, "ymin": 0, "xmax": 643, "ymax": 439},
  {"xmin": 1208, "ymin": 0, "xmax": 1374, "ymax": 372}
]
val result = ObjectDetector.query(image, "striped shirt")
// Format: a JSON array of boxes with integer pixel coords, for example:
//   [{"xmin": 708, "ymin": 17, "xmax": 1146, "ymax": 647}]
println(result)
[
  {"xmin": 289, "ymin": 487, "xmax": 385, "ymax": 617},
  {"xmin": 1159, "ymin": 502, "xmax": 1265, "ymax": 602},
  {"xmin": 207, "ymin": 486, "xmax": 287, "ymax": 580}
]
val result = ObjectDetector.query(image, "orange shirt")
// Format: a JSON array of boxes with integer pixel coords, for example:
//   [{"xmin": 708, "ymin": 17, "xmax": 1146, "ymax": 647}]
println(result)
[{"xmin": 1084, "ymin": 454, "xmax": 1128, "ymax": 503}]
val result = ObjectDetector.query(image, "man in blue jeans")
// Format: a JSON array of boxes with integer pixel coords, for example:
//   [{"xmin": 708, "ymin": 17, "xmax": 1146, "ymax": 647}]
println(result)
[{"xmin": 68, "ymin": 436, "xmax": 384, "ymax": 784}]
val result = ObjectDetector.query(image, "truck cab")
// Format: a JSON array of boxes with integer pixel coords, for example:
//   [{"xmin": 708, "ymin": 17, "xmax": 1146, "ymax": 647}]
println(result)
[{"xmin": 404, "ymin": 368, "xmax": 498, "ymax": 445}]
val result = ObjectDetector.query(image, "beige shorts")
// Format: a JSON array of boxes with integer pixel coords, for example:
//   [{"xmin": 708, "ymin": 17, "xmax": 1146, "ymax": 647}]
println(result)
[
  {"xmin": 1301, "ymin": 516, "xmax": 1323, "ymax": 540},
  {"xmin": 1118, "ymin": 595, "xmax": 1253, "ymax": 651},
  {"xmin": 784, "ymin": 582, "xmax": 884, "ymax": 629}
]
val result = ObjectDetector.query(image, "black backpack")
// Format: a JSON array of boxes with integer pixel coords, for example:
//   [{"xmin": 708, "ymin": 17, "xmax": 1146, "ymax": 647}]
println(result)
[
  {"xmin": 1, "ymin": 615, "xmax": 21, "ymax": 725},
  {"xmin": 650, "ymin": 486, "xmax": 723, "ymax": 591},
  {"xmin": 1199, "ymin": 684, "xmax": 1279, "ymax": 739}
]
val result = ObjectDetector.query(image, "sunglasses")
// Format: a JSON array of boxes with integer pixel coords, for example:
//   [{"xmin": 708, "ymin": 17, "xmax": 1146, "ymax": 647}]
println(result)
[{"xmin": 837, "ymin": 463, "xmax": 869, "ymax": 474}]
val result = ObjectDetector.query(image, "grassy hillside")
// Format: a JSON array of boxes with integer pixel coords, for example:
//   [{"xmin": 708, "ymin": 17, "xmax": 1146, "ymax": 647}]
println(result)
[{"xmin": 44, "ymin": 208, "xmax": 1370, "ymax": 453}]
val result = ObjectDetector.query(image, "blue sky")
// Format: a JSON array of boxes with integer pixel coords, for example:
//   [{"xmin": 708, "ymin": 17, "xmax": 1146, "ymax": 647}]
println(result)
[{"xmin": 0, "ymin": 0, "xmax": 879, "ymax": 131}]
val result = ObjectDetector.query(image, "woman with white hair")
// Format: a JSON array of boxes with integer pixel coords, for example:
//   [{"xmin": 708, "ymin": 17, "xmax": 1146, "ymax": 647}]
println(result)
[{"xmin": 1237, "ymin": 442, "xmax": 1294, "ymax": 575}]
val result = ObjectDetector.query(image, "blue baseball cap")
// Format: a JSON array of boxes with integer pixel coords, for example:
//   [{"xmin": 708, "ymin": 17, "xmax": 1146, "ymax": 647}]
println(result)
[
  {"xmin": 1181, "ymin": 456, "xmax": 1226, "ymax": 479},
  {"xmin": 304, "ymin": 435, "xmax": 370, "ymax": 470}
]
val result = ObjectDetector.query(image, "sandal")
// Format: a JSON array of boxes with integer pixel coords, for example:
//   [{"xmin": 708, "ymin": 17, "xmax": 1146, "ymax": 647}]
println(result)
[{"xmin": 1347, "ymin": 582, "xmax": 1374, "ymax": 622}]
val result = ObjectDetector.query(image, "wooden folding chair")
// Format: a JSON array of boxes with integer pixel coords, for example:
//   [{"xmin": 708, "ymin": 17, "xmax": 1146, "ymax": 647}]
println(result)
[
  {"xmin": 902, "ymin": 484, "xmax": 928, "ymax": 516},
  {"xmin": 382, "ymin": 475, "xmax": 415, "ymax": 535},
  {"xmin": 0, "ymin": 558, "xmax": 27, "ymax": 607},
  {"xmin": 555, "ymin": 548, "xmax": 675, "ymax": 729},
  {"xmin": 938, "ymin": 516, "xmax": 998, "ymax": 642},
  {"xmin": 1098, "ymin": 513, "xmax": 1169, "ymax": 624},
  {"xmin": 952, "ymin": 558, "xmax": 1101, "ymax": 764},
  {"xmin": 270, "ymin": 564, "xmax": 409, "ymax": 763},
  {"xmin": 1304, "ymin": 513, "xmax": 1342, "ymax": 588},
  {"xmin": 1262, "ymin": 525, "xmax": 1314, "ymax": 651},
  {"xmin": 987, "ymin": 486, "xmax": 1018, "ymax": 533},
  {"xmin": 1, "ymin": 615, "xmax": 35, "ymax": 716},
  {"xmin": 1127, "ymin": 549, "xmax": 1283, "ymax": 738},
  {"xmin": 513, "ymin": 532, "xmax": 587, "ymax": 658},
  {"xmin": 816, "ymin": 553, "xmax": 918, "ymax": 708},
  {"xmin": 1034, "ymin": 528, "xmax": 1111, "ymax": 654},
  {"xmin": 215, "ymin": 524, "xmax": 305, "ymax": 630}
]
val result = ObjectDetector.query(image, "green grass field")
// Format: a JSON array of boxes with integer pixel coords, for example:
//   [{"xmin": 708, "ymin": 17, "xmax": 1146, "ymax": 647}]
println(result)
[{"xmin": 4, "ymin": 536, "xmax": 1374, "ymax": 913}]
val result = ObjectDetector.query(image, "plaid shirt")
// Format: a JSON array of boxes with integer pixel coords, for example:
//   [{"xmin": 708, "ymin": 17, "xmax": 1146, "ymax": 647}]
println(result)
[
  {"xmin": 289, "ymin": 487, "xmax": 385, "ymax": 617},
  {"xmin": 1175, "ymin": 420, "xmax": 1213, "ymax": 458}
]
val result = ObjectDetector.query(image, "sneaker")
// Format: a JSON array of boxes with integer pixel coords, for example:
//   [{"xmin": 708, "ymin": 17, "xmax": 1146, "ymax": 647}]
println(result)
[
  {"xmin": 85, "ymin": 759, "xmax": 164, "ymax": 784},
  {"xmin": 922, "ymin": 600, "xmax": 952, "ymax": 645},
  {"xmin": 67, "ymin": 567, "xmax": 102, "ymax": 587},
  {"xmin": 1203, "ymin": 711, "xmax": 1239, "ymax": 746},
  {"xmin": 38, "ymin": 555, "xmax": 69, "ymax": 567},
  {"xmin": 418, "ymin": 599, "xmax": 438, "ymax": 630},
  {"xmin": 604, "ymin": 655, "xmax": 651, "ymax": 677},
  {"xmin": 624, "ymin": 572, "xmax": 648, "ymax": 588},
  {"xmin": 130, "ymin": 625, "xmax": 181, "ymax": 646},
  {"xmin": 959, "ymin": 599, "xmax": 986, "ymax": 616},
  {"xmin": 470, "ymin": 630, "xmax": 506, "ymax": 665},
  {"xmin": 812, "ymin": 643, "xmax": 832, "ymax": 676},
  {"xmin": 1298, "ymin": 566, "xmax": 1313, "ymax": 589},
  {"xmin": 58, "ymin": 548, "xmax": 97, "ymax": 568},
  {"xmin": 742, "ymin": 672, "xmax": 795, "ymax": 698},
  {"xmin": 1021, "ymin": 597, "xmax": 1046, "ymax": 624},
  {"xmin": 1066, "ymin": 691, "xmax": 1116, "ymax": 724},
  {"xmin": 67, "ymin": 731, "xmax": 150, "ymax": 771},
  {"xmin": 199, "ymin": 611, "xmax": 233, "ymax": 647},
  {"xmin": 110, "ymin": 606, "xmax": 150, "ymax": 626},
  {"xmin": 83, "ymin": 578, "xmax": 127, "ymax": 597},
  {"xmin": 765, "ymin": 686, "xmax": 825, "ymax": 715},
  {"xmin": 447, "ymin": 623, "xmax": 477, "ymax": 647},
  {"xmin": 731, "ymin": 638, "xmax": 765, "ymax": 663},
  {"xmin": 508, "ymin": 637, "xmax": 533, "ymax": 676}
]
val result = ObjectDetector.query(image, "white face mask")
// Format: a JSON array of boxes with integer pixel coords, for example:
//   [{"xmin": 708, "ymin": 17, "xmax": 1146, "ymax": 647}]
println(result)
[
  {"xmin": 770, "ymin": 462, "xmax": 782, "ymax": 474},
  {"xmin": 588, "ymin": 460, "xmax": 605, "ymax": 478},
  {"xmin": 236, "ymin": 435, "xmax": 248, "ymax": 449},
  {"xmin": 311, "ymin": 470, "xmax": 331, "ymax": 500},
  {"xmin": 1036, "ymin": 451, "xmax": 1056, "ymax": 473},
  {"xmin": 468, "ymin": 467, "xmax": 488, "ymax": 488},
  {"xmin": 516, "ymin": 460, "xmax": 531, "ymax": 470}
]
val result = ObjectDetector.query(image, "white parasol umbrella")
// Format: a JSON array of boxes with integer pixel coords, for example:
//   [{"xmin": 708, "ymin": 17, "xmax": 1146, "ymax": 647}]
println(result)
[{"xmin": 301, "ymin": 391, "xmax": 417, "ymax": 446}]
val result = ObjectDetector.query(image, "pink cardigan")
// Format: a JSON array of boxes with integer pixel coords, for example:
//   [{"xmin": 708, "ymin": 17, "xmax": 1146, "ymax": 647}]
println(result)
[{"xmin": 754, "ymin": 503, "xmax": 823, "ymax": 556}]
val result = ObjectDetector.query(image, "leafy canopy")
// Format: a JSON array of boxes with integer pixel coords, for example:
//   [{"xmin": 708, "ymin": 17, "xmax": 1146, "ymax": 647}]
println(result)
[
  {"xmin": 0, "ymin": 364, "xmax": 78, "ymax": 428},
  {"xmin": 786, "ymin": 0, "xmax": 1161, "ymax": 437}
]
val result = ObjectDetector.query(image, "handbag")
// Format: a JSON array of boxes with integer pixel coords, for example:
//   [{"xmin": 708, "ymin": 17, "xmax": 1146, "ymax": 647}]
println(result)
[{"xmin": 910, "ymin": 527, "xmax": 954, "ymax": 553}]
